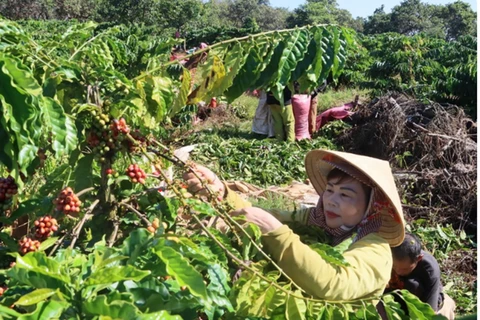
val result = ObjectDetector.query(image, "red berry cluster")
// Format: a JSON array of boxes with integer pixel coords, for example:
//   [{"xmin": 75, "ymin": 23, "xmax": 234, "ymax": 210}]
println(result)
[
  {"xmin": 126, "ymin": 164, "xmax": 146, "ymax": 184},
  {"xmin": 19, "ymin": 237, "xmax": 41, "ymax": 254},
  {"xmin": 53, "ymin": 187, "xmax": 82, "ymax": 215},
  {"xmin": 0, "ymin": 177, "xmax": 18, "ymax": 203},
  {"xmin": 0, "ymin": 285, "xmax": 7, "ymax": 296},
  {"xmin": 34, "ymin": 216, "xmax": 58, "ymax": 239},
  {"xmin": 111, "ymin": 118, "xmax": 130, "ymax": 136}
]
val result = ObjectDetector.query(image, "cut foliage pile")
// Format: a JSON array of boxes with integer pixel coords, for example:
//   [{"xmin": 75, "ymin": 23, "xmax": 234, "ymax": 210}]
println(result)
[{"xmin": 337, "ymin": 93, "xmax": 477, "ymax": 232}]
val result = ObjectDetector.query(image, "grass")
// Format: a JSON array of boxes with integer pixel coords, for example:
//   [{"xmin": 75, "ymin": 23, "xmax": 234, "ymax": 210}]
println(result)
[
  {"xmin": 316, "ymin": 87, "xmax": 371, "ymax": 112},
  {"xmin": 248, "ymin": 191, "xmax": 296, "ymax": 212},
  {"xmin": 228, "ymin": 94, "xmax": 259, "ymax": 119}
]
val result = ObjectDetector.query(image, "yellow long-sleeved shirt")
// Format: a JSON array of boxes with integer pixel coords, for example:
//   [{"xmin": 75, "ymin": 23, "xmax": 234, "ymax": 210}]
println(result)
[{"xmin": 224, "ymin": 185, "xmax": 392, "ymax": 301}]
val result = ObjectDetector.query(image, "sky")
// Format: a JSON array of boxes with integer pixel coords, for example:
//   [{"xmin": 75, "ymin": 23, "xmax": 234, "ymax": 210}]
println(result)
[{"xmin": 268, "ymin": 0, "xmax": 477, "ymax": 18}]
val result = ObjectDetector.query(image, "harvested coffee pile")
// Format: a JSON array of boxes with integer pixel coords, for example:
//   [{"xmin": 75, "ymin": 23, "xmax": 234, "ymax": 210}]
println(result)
[{"xmin": 337, "ymin": 93, "xmax": 477, "ymax": 232}]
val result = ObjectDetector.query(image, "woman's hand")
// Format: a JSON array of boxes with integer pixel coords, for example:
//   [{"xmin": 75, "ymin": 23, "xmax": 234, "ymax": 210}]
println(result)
[
  {"xmin": 182, "ymin": 164, "xmax": 225, "ymax": 200},
  {"xmin": 230, "ymin": 207, "xmax": 283, "ymax": 234}
]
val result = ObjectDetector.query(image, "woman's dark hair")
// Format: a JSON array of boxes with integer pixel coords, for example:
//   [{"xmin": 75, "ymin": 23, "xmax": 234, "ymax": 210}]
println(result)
[
  {"xmin": 326, "ymin": 167, "xmax": 371, "ymax": 203},
  {"xmin": 391, "ymin": 233, "xmax": 423, "ymax": 262}
]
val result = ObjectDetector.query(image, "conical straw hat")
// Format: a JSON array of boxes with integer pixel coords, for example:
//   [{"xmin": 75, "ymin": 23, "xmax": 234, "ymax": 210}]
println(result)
[{"xmin": 305, "ymin": 149, "xmax": 405, "ymax": 247}]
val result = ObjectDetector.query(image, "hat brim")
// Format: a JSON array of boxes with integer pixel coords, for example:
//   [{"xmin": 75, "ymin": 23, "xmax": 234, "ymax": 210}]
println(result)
[{"xmin": 305, "ymin": 149, "xmax": 405, "ymax": 247}]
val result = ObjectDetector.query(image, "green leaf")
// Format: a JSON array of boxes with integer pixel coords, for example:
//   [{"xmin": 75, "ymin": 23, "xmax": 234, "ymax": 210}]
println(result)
[
  {"xmin": 235, "ymin": 274, "xmax": 262, "ymax": 315},
  {"xmin": 136, "ymin": 310, "xmax": 183, "ymax": 320},
  {"xmin": 291, "ymin": 33, "xmax": 316, "ymax": 84},
  {"xmin": 185, "ymin": 198, "xmax": 217, "ymax": 217},
  {"xmin": 38, "ymin": 236, "xmax": 58, "ymax": 252},
  {"xmin": 307, "ymin": 302, "xmax": 326, "ymax": 320},
  {"xmin": 249, "ymin": 285, "xmax": 286, "ymax": 317},
  {"xmin": 155, "ymin": 246, "xmax": 208, "ymax": 300},
  {"xmin": 0, "ymin": 122, "xmax": 13, "ymax": 169},
  {"xmin": 142, "ymin": 75, "xmax": 174, "ymax": 123},
  {"xmin": 0, "ymin": 53, "xmax": 42, "ymax": 171},
  {"xmin": 285, "ymin": 292, "xmax": 307, "ymax": 320},
  {"xmin": 331, "ymin": 27, "xmax": 348, "ymax": 80},
  {"xmin": 169, "ymin": 66, "xmax": 191, "ymax": 117},
  {"xmin": 271, "ymin": 29, "xmax": 310, "ymax": 102},
  {"xmin": 73, "ymin": 154, "xmax": 94, "ymax": 192},
  {"xmin": 225, "ymin": 39, "xmax": 269, "ymax": 101},
  {"xmin": 41, "ymin": 97, "xmax": 78, "ymax": 158},
  {"xmin": 0, "ymin": 198, "xmax": 45, "ymax": 224},
  {"xmin": 0, "ymin": 304, "xmax": 21, "ymax": 318},
  {"xmin": 211, "ymin": 42, "xmax": 244, "ymax": 97},
  {"xmin": 123, "ymin": 278, "xmax": 170, "ymax": 312},
  {"xmin": 309, "ymin": 243, "xmax": 351, "ymax": 267},
  {"xmin": 37, "ymin": 163, "xmax": 70, "ymax": 195},
  {"xmin": 16, "ymin": 300, "xmax": 69, "ymax": 320},
  {"xmin": 189, "ymin": 54, "xmax": 226, "ymax": 104},
  {"xmin": 84, "ymin": 265, "xmax": 150, "ymax": 286},
  {"xmin": 96, "ymin": 255, "xmax": 129, "ymax": 270},
  {"xmin": 14, "ymin": 288, "xmax": 58, "ymax": 306},
  {"xmin": 0, "ymin": 232, "xmax": 18, "ymax": 251},
  {"xmin": 397, "ymin": 290, "xmax": 444, "ymax": 319},
  {"xmin": 83, "ymin": 295, "xmax": 139, "ymax": 319},
  {"xmin": 7, "ymin": 252, "xmax": 70, "ymax": 292},
  {"xmin": 121, "ymin": 228, "xmax": 152, "ymax": 264},
  {"xmin": 254, "ymin": 35, "xmax": 287, "ymax": 89}
]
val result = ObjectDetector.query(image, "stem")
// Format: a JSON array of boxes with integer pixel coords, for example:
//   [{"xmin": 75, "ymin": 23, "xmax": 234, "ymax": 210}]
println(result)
[
  {"xmin": 76, "ymin": 187, "xmax": 95, "ymax": 198},
  {"xmin": 133, "ymin": 25, "xmax": 322, "ymax": 81},
  {"xmin": 147, "ymin": 147, "xmax": 183, "ymax": 166},
  {"xmin": 68, "ymin": 31, "xmax": 107, "ymax": 62},
  {"xmin": 107, "ymin": 220, "xmax": 120, "ymax": 247},
  {"xmin": 48, "ymin": 233, "xmax": 67, "ymax": 257},
  {"xmin": 69, "ymin": 199, "xmax": 100, "ymax": 249},
  {"xmin": 120, "ymin": 202, "xmax": 151, "ymax": 226}
]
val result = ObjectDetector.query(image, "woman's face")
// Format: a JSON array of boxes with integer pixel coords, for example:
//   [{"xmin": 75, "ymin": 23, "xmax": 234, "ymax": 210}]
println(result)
[{"xmin": 322, "ymin": 176, "xmax": 369, "ymax": 229}]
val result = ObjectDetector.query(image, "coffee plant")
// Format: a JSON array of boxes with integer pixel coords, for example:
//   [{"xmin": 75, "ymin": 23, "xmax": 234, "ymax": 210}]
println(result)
[{"xmin": 0, "ymin": 18, "xmax": 450, "ymax": 318}]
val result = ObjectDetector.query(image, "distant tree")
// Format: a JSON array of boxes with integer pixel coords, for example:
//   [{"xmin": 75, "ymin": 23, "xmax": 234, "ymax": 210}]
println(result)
[
  {"xmin": 363, "ymin": 5, "xmax": 392, "ymax": 35},
  {"xmin": 225, "ymin": 0, "xmax": 259, "ymax": 28},
  {"xmin": 441, "ymin": 1, "xmax": 477, "ymax": 40},
  {"xmin": 95, "ymin": 0, "xmax": 159, "ymax": 24},
  {"xmin": 364, "ymin": 0, "xmax": 476, "ymax": 40},
  {"xmin": 350, "ymin": 16, "xmax": 365, "ymax": 33},
  {"xmin": 54, "ymin": 0, "xmax": 98, "ymax": 20},
  {"xmin": 0, "ymin": 0, "xmax": 53, "ymax": 20},
  {"xmin": 256, "ymin": 5, "xmax": 289, "ymax": 30},
  {"xmin": 389, "ymin": 0, "xmax": 430, "ymax": 35},
  {"xmin": 156, "ymin": 0, "xmax": 203, "ymax": 32},
  {"xmin": 286, "ymin": 0, "xmax": 359, "ymax": 30}
]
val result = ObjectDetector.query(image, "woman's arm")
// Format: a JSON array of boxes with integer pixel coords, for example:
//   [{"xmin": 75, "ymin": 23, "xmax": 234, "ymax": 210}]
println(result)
[
  {"xmin": 265, "ymin": 207, "xmax": 311, "ymax": 224},
  {"xmin": 262, "ymin": 228, "xmax": 392, "ymax": 301},
  {"xmin": 224, "ymin": 185, "xmax": 312, "ymax": 224}
]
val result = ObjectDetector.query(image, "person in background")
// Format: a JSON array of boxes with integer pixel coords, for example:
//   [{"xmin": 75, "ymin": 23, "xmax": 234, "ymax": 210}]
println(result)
[
  {"xmin": 309, "ymin": 80, "xmax": 327, "ymax": 135},
  {"xmin": 266, "ymin": 86, "xmax": 295, "ymax": 142},
  {"xmin": 251, "ymin": 90, "xmax": 274, "ymax": 138},
  {"xmin": 386, "ymin": 232, "xmax": 456, "ymax": 319}
]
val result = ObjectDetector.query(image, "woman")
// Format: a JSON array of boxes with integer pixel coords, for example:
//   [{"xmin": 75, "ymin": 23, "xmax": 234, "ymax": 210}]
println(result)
[
  {"xmin": 183, "ymin": 149, "xmax": 405, "ymax": 301},
  {"xmin": 266, "ymin": 87, "xmax": 295, "ymax": 142}
]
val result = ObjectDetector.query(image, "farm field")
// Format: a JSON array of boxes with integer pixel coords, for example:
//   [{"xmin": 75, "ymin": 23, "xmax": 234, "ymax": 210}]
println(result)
[{"xmin": 0, "ymin": 6, "xmax": 477, "ymax": 319}]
